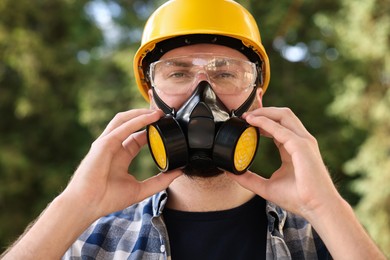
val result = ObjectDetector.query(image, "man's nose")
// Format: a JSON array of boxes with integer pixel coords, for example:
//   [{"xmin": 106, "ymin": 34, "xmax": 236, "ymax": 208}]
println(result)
[{"xmin": 190, "ymin": 70, "xmax": 211, "ymax": 90}]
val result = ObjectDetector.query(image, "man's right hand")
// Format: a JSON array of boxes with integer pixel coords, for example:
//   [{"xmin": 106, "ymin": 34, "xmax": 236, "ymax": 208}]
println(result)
[
  {"xmin": 1, "ymin": 109, "xmax": 182, "ymax": 260},
  {"xmin": 62, "ymin": 108, "xmax": 182, "ymax": 220}
]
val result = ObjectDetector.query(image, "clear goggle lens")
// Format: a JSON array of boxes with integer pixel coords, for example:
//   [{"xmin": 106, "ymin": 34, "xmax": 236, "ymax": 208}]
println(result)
[{"xmin": 149, "ymin": 54, "xmax": 258, "ymax": 95}]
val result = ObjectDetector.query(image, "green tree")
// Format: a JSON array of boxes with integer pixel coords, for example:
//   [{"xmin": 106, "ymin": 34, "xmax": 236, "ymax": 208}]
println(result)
[
  {"xmin": 0, "ymin": 0, "xmax": 100, "ymax": 249},
  {"xmin": 0, "ymin": 0, "xmax": 159, "ymax": 250},
  {"xmin": 245, "ymin": 0, "xmax": 364, "ymax": 204},
  {"xmin": 318, "ymin": 0, "xmax": 390, "ymax": 256},
  {"xmin": 1, "ymin": 0, "xmax": 386, "ymax": 256}
]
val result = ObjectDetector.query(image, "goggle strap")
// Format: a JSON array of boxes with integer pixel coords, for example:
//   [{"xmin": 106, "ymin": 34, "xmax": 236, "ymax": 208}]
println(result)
[{"xmin": 142, "ymin": 34, "xmax": 262, "ymax": 74}]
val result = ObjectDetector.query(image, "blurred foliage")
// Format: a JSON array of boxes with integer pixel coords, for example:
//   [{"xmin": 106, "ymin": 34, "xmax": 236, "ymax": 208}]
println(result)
[
  {"xmin": 0, "ymin": 0, "xmax": 97, "ymax": 249},
  {"xmin": 0, "ymin": 0, "xmax": 388, "ymax": 256},
  {"xmin": 325, "ymin": 0, "xmax": 390, "ymax": 255}
]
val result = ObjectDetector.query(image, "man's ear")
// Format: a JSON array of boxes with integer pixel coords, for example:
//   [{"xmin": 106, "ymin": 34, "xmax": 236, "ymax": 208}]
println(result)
[
  {"xmin": 148, "ymin": 89, "xmax": 157, "ymax": 109},
  {"xmin": 256, "ymin": 87, "xmax": 264, "ymax": 108}
]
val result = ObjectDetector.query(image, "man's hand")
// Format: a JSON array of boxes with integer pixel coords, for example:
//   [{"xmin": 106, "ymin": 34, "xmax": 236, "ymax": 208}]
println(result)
[
  {"xmin": 227, "ymin": 107, "xmax": 386, "ymax": 260},
  {"xmin": 228, "ymin": 107, "xmax": 339, "ymax": 217},
  {"xmin": 2, "ymin": 108, "xmax": 182, "ymax": 260},
  {"xmin": 62, "ymin": 108, "xmax": 182, "ymax": 218}
]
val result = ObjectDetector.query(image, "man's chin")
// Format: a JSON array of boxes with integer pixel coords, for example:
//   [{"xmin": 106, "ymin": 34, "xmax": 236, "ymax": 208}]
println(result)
[{"xmin": 182, "ymin": 165, "xmax": 224, "ymax": 178}]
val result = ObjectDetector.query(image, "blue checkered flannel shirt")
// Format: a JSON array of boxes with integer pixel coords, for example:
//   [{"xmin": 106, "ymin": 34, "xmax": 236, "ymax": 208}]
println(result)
[{"xmin": 63, "ymin": 191, "xmax": 331, "ymax": 259}]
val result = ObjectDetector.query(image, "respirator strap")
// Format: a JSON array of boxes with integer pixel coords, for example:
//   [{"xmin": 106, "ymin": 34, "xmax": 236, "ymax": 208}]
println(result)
[
  {"xmin": 152, "ymin": 87, "xmax": 174, "ymax": 115},
  {"xmin": 233, "ymin": 86, "xmax": 257, "ymax": 117},
  {"xmin": 153, "ymin": 83, "xmax": 257, "ymax": 117}
]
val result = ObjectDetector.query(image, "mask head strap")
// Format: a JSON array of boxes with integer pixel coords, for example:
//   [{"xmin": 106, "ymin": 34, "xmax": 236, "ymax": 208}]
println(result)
[
  {"xmin": 232, "ymin": 86, "xmax": 257, "ymax": 117},
  {"xmin": 152, "ymin": 83, "xmax": 257, "ymax": 118},
  {"xmin": 152, "ymin": 87, "xmax": 174, "ymax": 115}
]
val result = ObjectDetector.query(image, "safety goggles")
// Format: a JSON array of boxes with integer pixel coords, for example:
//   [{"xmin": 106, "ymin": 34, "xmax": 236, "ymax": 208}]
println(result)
[{"xmin": 148, "ymin": 54, "xmax": 258, "ymax": 95}]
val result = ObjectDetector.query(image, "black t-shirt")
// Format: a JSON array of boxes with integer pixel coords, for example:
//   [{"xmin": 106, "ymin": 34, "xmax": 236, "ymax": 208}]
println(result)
[{"xmin": 163, "ymin": 195, "xmax": 267, "ymax": 260}]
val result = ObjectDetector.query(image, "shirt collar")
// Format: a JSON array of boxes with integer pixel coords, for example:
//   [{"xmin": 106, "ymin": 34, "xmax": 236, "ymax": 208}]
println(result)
[
  {"xmin": 151, "ymin": 190, "xmax": 287, "ymax": 234},
  {"xmin": 152, "ymin": 190, "xmax": 168, "ymax": 216},
  {"xmin": 265, "ymin": 201, "xmax": 287, "ymax": 235}
]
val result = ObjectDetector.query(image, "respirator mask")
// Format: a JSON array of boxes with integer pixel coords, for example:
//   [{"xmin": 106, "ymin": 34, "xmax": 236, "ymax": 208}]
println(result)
[{"xmin": 146, "ymin": 55, "xmax": 260, "ymax": 175}]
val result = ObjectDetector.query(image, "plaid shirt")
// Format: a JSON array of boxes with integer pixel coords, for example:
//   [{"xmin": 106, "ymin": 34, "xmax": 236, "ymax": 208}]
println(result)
[{"xmin": 63, "ymin": 191, "xmax": 331, "ymax": 259}]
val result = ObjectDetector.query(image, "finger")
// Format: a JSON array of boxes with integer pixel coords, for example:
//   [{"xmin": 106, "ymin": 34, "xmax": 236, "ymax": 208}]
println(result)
[
  {"xmin": 226, "ymin": 171, "xmax": 270, "ymax": 200},
  {"xmin": 96, "ymin": 110, "xmax": 162, "ymax": 155},
  {"xmin": 258, "ymin": 128, "xmax": 273, "ymax": 138},
  {"xmin": 122, "ymin": 130, "xmax": 147, "ymax": 159},
  {"xmin": 111, "ymin": 110, "xmax": 162, "ymax": 143},
  {"xmin": 105, "ymin": 131, "xmax": 148, "ymax": 172},
  {"xmin": 252, "ymin": 115, "xmax": 320, "ymax": 166},
  {"xmin": 245, "ymin": 115, "xmax": 298, "ymax": 149},
  {"xmin": 137, "ymin": 170, "xmax": 183, "ymax": 201},
  {"xmin": 244, "ymin": 107, "xmax": 308, "ymax": 138},
  {"xmin": 100, "ymin": 109, "xmax": 159, "ymax": 137}
]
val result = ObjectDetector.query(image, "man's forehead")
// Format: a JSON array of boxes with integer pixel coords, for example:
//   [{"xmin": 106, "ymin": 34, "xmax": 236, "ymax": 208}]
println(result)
[
  {"xmin": 164, "ymin": 56, "xmax": 233, "ymax": 67},
  {"xmin": 160, "ymin": 43, "xmax": 248, "ymax": 60}
]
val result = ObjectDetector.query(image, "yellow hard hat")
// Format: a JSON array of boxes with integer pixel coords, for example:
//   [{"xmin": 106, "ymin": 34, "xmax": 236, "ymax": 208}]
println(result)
[{"xmin": 133, "ymin": 0, "xmax": 270, "ymax": 102}]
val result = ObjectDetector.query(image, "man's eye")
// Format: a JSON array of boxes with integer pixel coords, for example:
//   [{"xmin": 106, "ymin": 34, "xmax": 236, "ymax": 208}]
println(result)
[
  {"xmin": 166, "ymin": 71, "xmax": 190, "ymax": 79},
  {"xmin": 169, "ymin": 72, "xmax": 185, "ymax": 78},
  {"xmin": 215, "ymin": 72, "xmax": 236, "ymax": 79}
]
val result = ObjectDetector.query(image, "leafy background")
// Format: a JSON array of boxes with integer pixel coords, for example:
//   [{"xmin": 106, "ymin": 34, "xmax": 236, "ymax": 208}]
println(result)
[{"xmin": 0, "ymin": 0, "xmax": 389, "ymax": 256}]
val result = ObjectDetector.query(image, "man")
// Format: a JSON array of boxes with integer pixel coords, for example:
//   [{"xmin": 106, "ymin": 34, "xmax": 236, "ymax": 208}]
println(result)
[{"xmin": 2, "ymin": 0, "xmax": 385, "ymax": 259}]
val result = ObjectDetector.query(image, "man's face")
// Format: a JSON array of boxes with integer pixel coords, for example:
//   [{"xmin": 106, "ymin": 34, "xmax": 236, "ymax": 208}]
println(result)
[
  {"xmin": 148, "ymin": 44, "xmax": 263, "ymax": 177},
  {"xmin": 149, "ymin": 44, "xmax": 260, "ymax": 111}
]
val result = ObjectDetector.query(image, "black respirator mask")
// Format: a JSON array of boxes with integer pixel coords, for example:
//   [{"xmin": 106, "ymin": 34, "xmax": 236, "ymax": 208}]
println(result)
[{"xmin": 147, "ymin": 81, "xmax": 259, "ymax": 175}]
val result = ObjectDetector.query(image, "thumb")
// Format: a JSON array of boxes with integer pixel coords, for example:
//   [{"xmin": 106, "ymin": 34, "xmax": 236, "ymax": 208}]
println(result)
[
  {"xmin": 226, "ymin": 171, "xmax": 269, "ymax": 200},
  {"xmin": 138, "ymin": 170, "xmax": 183, "ymax": 201}
]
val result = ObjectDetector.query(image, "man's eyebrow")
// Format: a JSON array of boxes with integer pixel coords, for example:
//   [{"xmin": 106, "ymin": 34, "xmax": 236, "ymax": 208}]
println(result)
[
  {"xmin": 213, "ymin": 59, "xmax": 228, "ymax": 67},
  {"xmin": 212, "ymin": 58, "xmax": 241, "ymax": 67},
  {"xmin": 166, "ymin": 60, "xmax": 192, "ymax": 67}
]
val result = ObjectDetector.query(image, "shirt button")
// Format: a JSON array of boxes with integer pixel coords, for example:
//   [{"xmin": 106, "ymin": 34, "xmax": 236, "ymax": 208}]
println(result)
[{"xmin": 160, "ymin": 244, "xmax": 166, "ymax": 253}]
